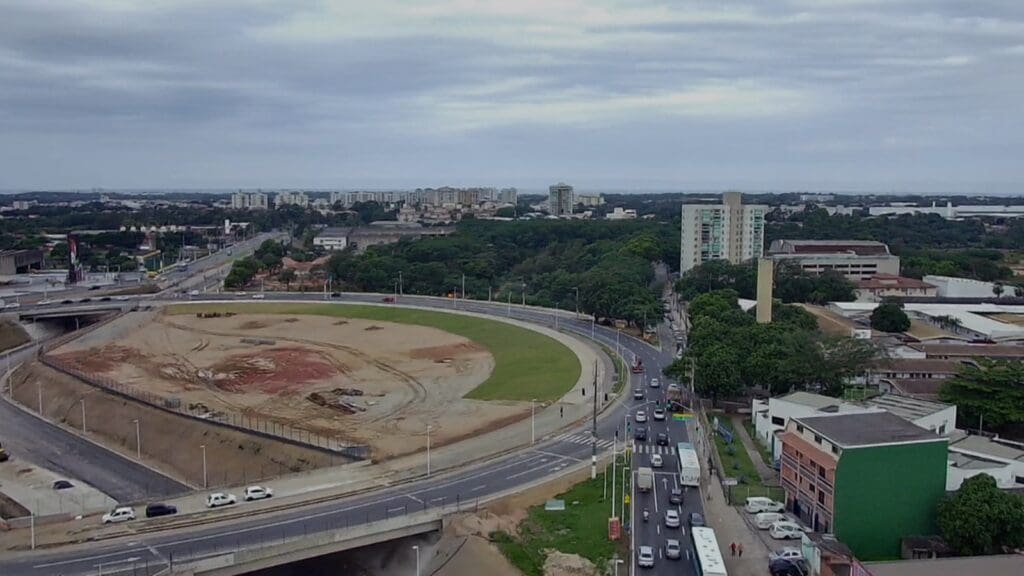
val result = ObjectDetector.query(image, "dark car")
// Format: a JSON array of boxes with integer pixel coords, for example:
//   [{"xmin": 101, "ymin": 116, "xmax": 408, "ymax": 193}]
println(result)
[
  {"xmin": 656, "ymin": 433, "xmax": 669, "ymax": 446},
  {"xmin": 669, "ymin": 488, "xmax": 683, "ymax": 505},
  {"xmin": 52, "ymin": 480, "xmax": 74, "ymax": 490},
  {"xmin": 79, "ymin": 297, "xmax": 92, "ymax": 303},
  {"xmin": 633, "ymin": 388, "xmax": 644, "ymax": 400},
  {"xmin": 145, "ymin": 503, "xmax": 178, "ymax": 518},
  {"xmin": 688, "ymin": 512, "xmax": 705, "ymax": 527},
  {"xmin": 634, "ymin": 426, "xmax": 648, "ymax": 441},
  {"xmin": 61, "ymin": 299, "xmax": 73, "ymax": 304},
  {"xmin": 769, "ymin": 558, "xmax": 808, "ymax": 576},
  {"xmin": 100, "ymin": 296, "xmax": 111, "ymax": 301},
  {"xmin": 330, "ymin": 292, "xmax": 341, "ymax": 298}
]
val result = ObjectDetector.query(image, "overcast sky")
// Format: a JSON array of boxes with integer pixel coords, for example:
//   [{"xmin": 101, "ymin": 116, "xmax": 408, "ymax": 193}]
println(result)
[{"xmin": 1, "ymin": 1, "xmax": 1022, "ymax": 193}]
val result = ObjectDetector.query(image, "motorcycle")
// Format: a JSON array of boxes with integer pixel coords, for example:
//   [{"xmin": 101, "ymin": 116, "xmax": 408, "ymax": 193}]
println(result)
[{"xmin": 642, "ymin": 508, "xmax": 649, "ymax": 522}]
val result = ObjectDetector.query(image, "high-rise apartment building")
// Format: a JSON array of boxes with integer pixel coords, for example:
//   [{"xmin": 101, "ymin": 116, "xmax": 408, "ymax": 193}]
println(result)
[
  {"xmin": 548, "ymin": 182, "xmax": 574, "ymax": 216},
  {"xmin": 231, "ymin": 191, "xmax": 268, "ymax": 210},
  {"xmin": 679, "ymin": 191, "xmax": 767, "ymax": 273}
]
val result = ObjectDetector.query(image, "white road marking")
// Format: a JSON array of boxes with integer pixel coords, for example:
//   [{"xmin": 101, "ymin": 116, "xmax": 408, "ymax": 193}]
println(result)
[
  {"xmin": 387, "ymin": 507, "xmax": 405, "ymax": 513},
  {"xmin": 406, "ymin": 494, "xmax": 424, "ymax": 504},
  {"xmin": 471, "ymin": 484, "xmax": 486, "ymax": 492}
]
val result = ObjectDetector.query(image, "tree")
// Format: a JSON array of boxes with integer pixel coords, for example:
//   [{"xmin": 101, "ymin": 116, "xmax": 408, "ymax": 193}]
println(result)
[
  {"xmin": 940, "ymin": 360, "xmax": 1024, "ymax": 432},
  {"xmin": 937, "ymin": 474, "xmax": 1024, "ymax": 556},
  {"xmin": 870, "ymin": 300, "xmax": 910, "ymax": 332},
  {"xmin": 993, "ymin": 282, "xmax": 1005, "ymax": 298},
  {"xmin": 278, "ymin": 268, "xmax": 297, "ymax": 290}
]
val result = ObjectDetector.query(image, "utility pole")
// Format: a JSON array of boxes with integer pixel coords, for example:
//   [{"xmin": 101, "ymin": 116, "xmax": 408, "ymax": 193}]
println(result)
[
  {"xmin": 80, "ymin": 399, "xmax": 86, "ymax": 433},
  {"xmin": 461, "ymin": 274, "xmax": 466, "ymax": 301},
  {"xmin": 507, "ymin": 291, "xmax": 511, "ymax": 317},
  {"xmin": 591, "ymin": 360, "xmax": 598, "ymax": 480},
  {"xmin": 521, "ymin": 281, "xmax": 526, "ymax": 306},
  {"xmin": 399, "ymin": 271, "xmax": 403, "ymax": 295},
  {"xmin": 574, "ymin": 286, "xmax": 580, "ymax": 318}
]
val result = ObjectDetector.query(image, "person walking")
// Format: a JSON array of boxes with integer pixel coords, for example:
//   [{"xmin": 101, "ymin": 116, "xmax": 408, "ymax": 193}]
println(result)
[
  {"xmin": 730, "ymin": 542, "xmax": 736, "ymax": 556},
  {"xmin": 738, "ymin": 543, "xmax": 744, "ymax": 558},
  {"xmin": 560, "ymin": 406, "xmax": 564, "ymax": 418}
]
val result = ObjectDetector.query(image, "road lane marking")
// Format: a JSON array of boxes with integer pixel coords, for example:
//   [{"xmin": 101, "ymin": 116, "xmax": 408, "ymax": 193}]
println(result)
[
  {"xmin": 531, "ymin": 449, "xmax": 582, "ymax": 462},
  {"xmin": 387, "ymin": 507, "xmax": 405, "ymax": 513},
  {"xmin": 471, "ymin": 484, "xmax": 486, "ymax": 492},
  {"xmin": 406, "ymin": 495, "xmax": 424, "ymax": 504}
]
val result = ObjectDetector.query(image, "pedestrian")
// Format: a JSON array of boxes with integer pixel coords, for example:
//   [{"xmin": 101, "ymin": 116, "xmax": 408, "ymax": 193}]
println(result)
[
  {"xmin": 730, "ymin": 542, "xmax": 736, "ymax": 556},
  {"xmin": 560, "ymin": 406, "xmax": 564, "ymax": 418},
  {"xmin": 738, "ymin": 543, "xmax": 744, "ymax": 557}
]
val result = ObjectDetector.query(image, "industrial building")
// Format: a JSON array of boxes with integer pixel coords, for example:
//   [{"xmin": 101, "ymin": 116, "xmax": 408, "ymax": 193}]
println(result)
[
  {"xmin": 679, "ymin": 191, "xmax": 767, "ymax": 273},
  {"xmin": 0, "ymin": 249, "xmax": 44, "ymax": 276},
  {"xmin": 767, "ymin": 240, "xmax": 900, "ymax": 281}
]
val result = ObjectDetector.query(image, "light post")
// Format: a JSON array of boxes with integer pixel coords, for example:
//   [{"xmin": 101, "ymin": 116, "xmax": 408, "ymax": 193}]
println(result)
[
  {"xmin": 614, "ymin": 558, "xmax": 625, "ymax": 576},
  {"xmin": 37, "ymin": 382, "xmax": 42, "ymax": 415},
  {"xmin": 412, "ymin": 545, "xmax": 421, "ymax": 576},
  {"xmin": 531, "ymin": 399, "xmax": 537, "ymax": 444},
  {"xmin": 461, "ymin": 273, "xmax": 466, "ymax": 301},
  {"xmin": 426, "ymin": 425, "xmax": 432, "ymax": 477},
  {"xmin": 132, "ymin": 419, "xmax": 141, "ymax": 459},
  {"xmin": 521, "ymin": 281, "xmax": 526, "ymax": 306},
  {"xmin": 506, "ymin": 291, "xmax": 511, "ymax": 316},
  {"xmin": 574, "ymin": 286, "xmax": 580, "ymax": 318},
  {"xmin": 399, "ymin": 271, "xmax": 403, "ymax": 295},
  {"xmin": 80, "ymin": 399, "xmax": 86, "ymax": 433},
  {"xmin": 201, "ymin": 444, "xmax": 208, "ymax": 488}
]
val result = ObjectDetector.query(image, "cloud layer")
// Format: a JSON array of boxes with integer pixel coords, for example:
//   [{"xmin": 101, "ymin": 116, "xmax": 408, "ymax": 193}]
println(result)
[{"xmin": 1, "ymin": 0, "xmax": 1022, "ymax": 192}]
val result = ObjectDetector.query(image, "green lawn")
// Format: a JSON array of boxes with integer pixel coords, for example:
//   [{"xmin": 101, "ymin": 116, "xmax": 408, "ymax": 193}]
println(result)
[
  {"xmin": 599, "ymin": 344, "xmax": 628, "ymax": 393},
  {"xmin": 493, "ymin": 456, "xmax": 630, "ymax": 575},
  {"xmin": 168, "ymin": 303, "xmax": 581, "ymax": 402},
  {"xmin": 712, "ymin": 419, "xmax": 784, "ymax": 504},
  {"xmin": 741, "ymin": 417, "xmax": 774, "ymax": 466}
]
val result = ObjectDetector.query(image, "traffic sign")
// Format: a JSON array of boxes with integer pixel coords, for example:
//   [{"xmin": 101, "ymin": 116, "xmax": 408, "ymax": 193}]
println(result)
[{"xmin": 624, "ymin": 495, "xmax": 631, "ymax": 505}]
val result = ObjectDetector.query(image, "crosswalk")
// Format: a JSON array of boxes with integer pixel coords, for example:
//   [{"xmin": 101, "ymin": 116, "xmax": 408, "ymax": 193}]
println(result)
[
  {"xmin": 550, "ymin": 432, "xmax": 677, "ymax": 455},
  {"xmin": 632, "ymin": 443, "xmax": 675, "ymax": 455}
]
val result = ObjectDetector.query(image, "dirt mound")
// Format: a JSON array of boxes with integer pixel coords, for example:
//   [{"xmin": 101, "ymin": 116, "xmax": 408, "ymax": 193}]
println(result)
[
  {"xmin": 307, "ymin": 389, "xmax": 366, "ymax": 414},
  {"xmin": 364, "ymin": 325, "xmax": 383, "ymax": 331},
  {"xmin": 449, "ymin": 511, "xmax": 525, "ymax": 537},
  {"xmin": 238, "ymin": 320, "xmax": 269, "ymax": 330},
  {"xmin": 53, "ymin": 345, "xmax": 142, "ymax": 373},
  {"xmin": 409, "ymin": 342, "xmax": 487, "ymax": 361},
  {"xmin": 543, "ymin": 551, "xmax": 597, "ymax": 576},
  {"xmin": 208, "ymin": 347, "xmax": 340, "ymax": 393}
]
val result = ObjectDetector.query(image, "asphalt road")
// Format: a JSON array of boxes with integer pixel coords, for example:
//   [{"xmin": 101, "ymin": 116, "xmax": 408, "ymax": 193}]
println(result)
[{"xmin": 0, "ymin": 293, "xmax": 699, "ymax": 576}]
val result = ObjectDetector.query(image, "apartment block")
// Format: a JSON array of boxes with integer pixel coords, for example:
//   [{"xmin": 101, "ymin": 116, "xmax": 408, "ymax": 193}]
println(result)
[
  {"xmin": 679, "ymin": 191, "xmax": 767, "ymax": 273},
  {"xmin": 548, "ymin": 182, "xmax": 574, "ymax": 216}
]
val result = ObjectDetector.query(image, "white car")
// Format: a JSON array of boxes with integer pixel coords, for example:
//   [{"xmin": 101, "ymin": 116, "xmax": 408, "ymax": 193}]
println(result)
[
  {"xmin": 102, "ymin": 507, "xmax": 135, "ymax": 524},
  {"xmin": 665, "ymin": 539, "xmax": 681, "ymax": 560},
  {"xmin": 637, "ymin": 545, "xmax": 655, "ymax": 568},
  {"xmin": 653, "ymin": 408, "xmax": 666, "ymax": 421},
  {"xmin": 755, "ymin": 511, "xmax": 788, "ymax": 529},
  {"xmin": 649, "ymin": 378, "xmax": 660, "ymax": 388},
  {"xmin": 769, "ymin": 547, "xmax": 804, "ymax": 562},
  {"xmin": 206, "ymin": 492, "xmax": 238, "ymax": 508},
  {"xmin": 251, "ymin": 294, "xmax": 265, "ymax": 299},
  {"xmin": 651, "ymin": 454, "xmax": 663, "ymax": 468},
  {"xmin": 770, "ymin": 521, "xmax": 805, "ymax": 540},
  {"xmin": 664, "ymin": 509, "xmax": 681, "ymax": 528},
  {"xmin": 244, "ymin": 485, "xmax": 274, "ymax": 501},
  {"xmin": 635, "ymin": 410, "xmax": 648, "ymax": 423},
  {"xmin": 744, "ymin": 496, "xmax": 785, "ymax": 514}
]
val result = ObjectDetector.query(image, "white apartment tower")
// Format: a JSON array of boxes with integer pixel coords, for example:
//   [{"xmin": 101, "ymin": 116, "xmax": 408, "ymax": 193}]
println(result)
[
  {"xmin": 679, "ymin": 192, "xmax": 768, "ymax": 273},
  {"xmin": 548, "ymin": 182, "xmax": 574, "ymax": 216}
]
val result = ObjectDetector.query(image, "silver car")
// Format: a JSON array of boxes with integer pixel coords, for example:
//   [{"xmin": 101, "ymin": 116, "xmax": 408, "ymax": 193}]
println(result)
[
  {"xmin": 665, "ymin": 539, "xmax": 681, "ymax": 560},
  {"xmin": 638, "ymin": 545, "xmax": 655, "ymax": 568}
]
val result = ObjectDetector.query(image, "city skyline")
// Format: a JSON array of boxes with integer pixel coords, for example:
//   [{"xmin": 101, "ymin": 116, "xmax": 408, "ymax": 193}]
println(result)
[{"xmin": 1, "ymin": 1, "xmax": 1022, "ymax": 193}]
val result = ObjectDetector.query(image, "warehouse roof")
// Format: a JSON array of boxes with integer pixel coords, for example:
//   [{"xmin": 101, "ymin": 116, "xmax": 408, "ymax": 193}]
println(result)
[{"xmin": 795, "ymin": 412, "xmax": 942, "ymax": 448}]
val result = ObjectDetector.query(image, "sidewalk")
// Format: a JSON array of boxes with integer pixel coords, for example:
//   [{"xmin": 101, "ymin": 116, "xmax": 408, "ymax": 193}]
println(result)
[{"xmin": 731, "ymin": 415, "xmax": 776, "ymax": 485}]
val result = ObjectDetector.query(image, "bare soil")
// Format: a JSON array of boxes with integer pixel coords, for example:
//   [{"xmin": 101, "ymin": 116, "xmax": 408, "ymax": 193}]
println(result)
[
  {"xmin": 0, "ymin": 320, "xmax": 30, "ymax": 353},
  {"xmin": 51, "ymin": 311, "xmax": 521, "ymax": 460}
]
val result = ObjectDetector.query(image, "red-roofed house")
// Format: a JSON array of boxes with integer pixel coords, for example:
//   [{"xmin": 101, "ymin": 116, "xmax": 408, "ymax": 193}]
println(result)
[{"xmin": 856, "ymin": 274, "xmax": 938, "ymax": 302}]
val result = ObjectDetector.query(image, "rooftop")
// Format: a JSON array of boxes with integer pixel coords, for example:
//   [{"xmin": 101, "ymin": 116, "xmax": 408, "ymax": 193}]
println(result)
[
  {"xmin": 863, "ymin": 394, "xmax": 951, "ymax": 421},
  {"xmin": 866, "ymin": 554, "xmax": 1024, "ymax": 576},
  {"xmin": 949, "ymin": 434, "xmax": 1024, "ymax": 463},
  {"xmin": 909, "ymin": 343, "xmax": 1024, "ymax": 358},
  {"xmin": 795, "ymin": 412, "xmax": 943, "ymax": 448},
  {"xmin": 769, "ymin": 239, "xmax": 892, "ymax": 256},
  {"xmin": 857, "ymin": 274, "xmax": 936, "ymax": 290},
  {"xmin": 316, "ymin": 227, "xmax": 353, "ymax": 238},
  {"xmin": 778, "ymin": 391, "xmax": 847, "ymax": 411},
  {"xmin": 883, "ymin": 378, "xmax": 944, "ymax": 400},
  {"xmin": 874, "ymin": 358, "xmax": 965, "ymax": 374}
]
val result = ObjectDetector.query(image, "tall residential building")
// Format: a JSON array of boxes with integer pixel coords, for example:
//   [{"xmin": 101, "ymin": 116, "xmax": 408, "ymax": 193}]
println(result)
[
  {"xmin": 548, "ymin": 182, "xmax": 574, "ymax": 216},
  {"xmin": 231, "ymin": 191, "xmax": 268, "ymax": 210},
  {"xmin": 499, "ymin": 188, "xmax": 518, "ymax": 204},
  {"xmin": 679, "ymin": 192, "xmax": 767, "ymax": 273},
  {"xmin": 274, "ymin": 191, "xmax": 309, "ymax": 208}
]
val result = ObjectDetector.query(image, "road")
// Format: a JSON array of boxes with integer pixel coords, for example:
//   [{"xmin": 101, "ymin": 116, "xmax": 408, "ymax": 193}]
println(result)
[{"xmin": 0, "ymin": 293, "xmax": 700, "ymax": 576}]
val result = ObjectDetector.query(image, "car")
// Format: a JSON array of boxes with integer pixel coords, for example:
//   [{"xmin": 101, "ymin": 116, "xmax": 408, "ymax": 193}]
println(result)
[
  {"xmin": 665, "ymin": 539, "xmax": 681, "ymax": 560},
  {"xmin": 656, "ymin": 433, "xmax": 669, "ymax": 446},
  {"xmin": 769, "ymin": 521, "xmax": 805, "ymax": 540},
  {"xmin": 61, "ymin": 299, "xmax": 73, "ymax": 304},
  {"xmin": 637, "ymin": 546, "xmax": 655, "ymax": 568},
  {"xmin": 52, "ymin": 480, "xmax": 74, "ymax": 490},
  {"xmin": 244, "ymin": 485, "xmax": 273, "ymax": 501},
  {"xmin": 649, "ymin": 378, "xmax": 660, "ymax": 388},
  {"xmin": 633, "ymin": 388, "xmax": 644, "ymax": 400},
  {"xmin": 755, "ymin": 512, "xmax": 788, "ymax": 530},
  {"xmin": 669, "ymin": 488, "xmax": 683, "ymax": 505},
  {"xmin": 206, "ymin": 492, "xmax": 237, "ymax": 508},
  {"xmin": 189, "ymin": 290, "xmax": 199, "ymax": 296},
  {"xmin": 99, "ymin": 296, "xmax": 111, "ymax": 301},
  {"xmin": 145, "ymin": 503, "xmax": 178, "ymax": 518},
  {"xmin": 653, "ymin": 407, "xmax": 666, "ymax": 421},
  {"xmin": 235, "ymin": 291, "xmax": 247, "ymax": 296},
  {"xmin": 382, "ymin": 296, "xmax": 395, "ymax": 303},
  {"xmin": 79, "ymin": 297, "xmax": 92, "ymax": 303},
  {"xmin": 770, "ymin": 558, "xmax": 809, "ymax": 576},
  {"xmin": 664, "ymin": 509, "xmax": 681, "ymax": 528},
  {"xmin": 251, "ymin": 294, "xmax": 265, "ymax": 299},
  {"xmin": 88, "ymin": 285, "xmax": 100, "ymax": 291},
  {"xmin": 635, "ymin": 410, "xmax": 647, "ymax": 423},
  {"xmin": 651, "ymin": 454, "xmax": 663, "ymax": 468},
  {"xmin": 745, "ymin": 496, "xmax": 786, "ymax": 514},
  {"xmin": 688, "ymin": 512, "xmax": 706, "ymax": 527},
  {"xmin": 634, "ymin": 426, "xmax": 648, "ymax": 441},
  {"xmin": 330, "ymin": 292, "xmax": 341, "ymax": 298},
  {"xmin": 769, "ymin": 547, "xmax": 804, "ymax": 562},
  {"xmin": 102, "ymin": 507, "xmax": 135, "ymax": 524}
]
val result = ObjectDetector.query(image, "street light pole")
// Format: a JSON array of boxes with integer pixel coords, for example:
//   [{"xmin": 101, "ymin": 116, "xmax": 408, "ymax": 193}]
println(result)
[
  {"xmin": 412, "ymin": 545, "xmax": 421, "ymax": 576},
  {"xmin": 80, "ymin": 399, "xmax": 86, "ymax": 433},
  {"xmin": 574, "ymin": 286, "xmax": 580, "ymax": 318},
  {"xmin": 521, "ymin": 281, "xmax": 526, "ymax": 306},
  {"xmin": 461, "ymin": 274, "xmax": 465, "ymax": 300},
  {"xmin": 531, "ymin": 399, "xmax": 536, "ymax": 444},
  {"xmin": 426, "ymin": 425, "xmax": 432, "ymax": 477},
  {"xmin": 399, "ymin": 271, "xmax": 403, "ymax": 295},
  {"xmin": 201, "ymin": 444, "xmax": 208, "ymax": 488},
  {"xmin": 132, "ymin": 419, "xmax": 141, "ymax": 459},
  {"xmin": 507, "ymin": 291, "xmax": 511, "ymax": 317}
]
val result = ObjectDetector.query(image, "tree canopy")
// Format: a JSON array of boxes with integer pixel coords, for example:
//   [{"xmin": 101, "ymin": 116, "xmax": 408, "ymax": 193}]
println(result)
[
  {"xmin": 937, "ymin": 474, "xmax": 1024, "ymax": 556},
  {"xmin": 940, "ymin": 360, "xmax": 1024, "ymax": 434},
  {"xmin": 676, "ymin": 259, "xmax": 855, "ymax": 304},
  {"xmin": 870, "ymin": 300, "xmax": 911, "ymax": 333}
]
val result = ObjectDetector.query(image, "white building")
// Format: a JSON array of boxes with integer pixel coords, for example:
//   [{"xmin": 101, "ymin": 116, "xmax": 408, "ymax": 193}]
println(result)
[
  {"xmin": 679, "ymin": 192, "xmax": 768, "ymax": 273},
  {"xmin": 547, "ymin": 182, "xmax": 574, "ymax": 216},
  {"xmin": 275, "ymin": 191, "xmax": 309, "ymax": 208},
  {"xmin": 576, "ymin": 193, "xmax": 605, "ymax": 207},
  {"xmin": 230, "ymin": 192, "xmax": 268, "ymax": 210},
  {"xmin": 767, "ymin": 240, "xmax": 900, "ymax": 281},
  {"xmin": 606, "ymin": 207, "xmax": 638, "ymax": 220},
  {"xmin": 869, "ymin": 200, "xmax": 1024, "ymax": 219},
  {"xmin": 312, "ymin": 227, "xmax": 352, "ymax": 251},
  {"xmin": 923, "ymin": 275, "xmax": 1015, "ymax": 299},
  {"xmin": 499, "ymin": 187, "xmax": 518, "ymax": 205},
  {"xmin": 946, "ymin": 433, "xmax": 1024, "ymax": 490}
]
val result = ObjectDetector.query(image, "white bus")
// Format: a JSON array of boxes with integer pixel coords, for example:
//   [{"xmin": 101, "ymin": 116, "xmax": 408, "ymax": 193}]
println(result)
[
  {"xmin": 677, "ymin": 442, "xmax": 700, "ymax": 486},
  {"xmin": 691, "ymin": 526, "xmax": 727, "ymax": 576}
]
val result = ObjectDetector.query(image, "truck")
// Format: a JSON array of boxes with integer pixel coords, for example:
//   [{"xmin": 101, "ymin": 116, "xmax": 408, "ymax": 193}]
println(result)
[
  {"xmin": 637, "ymin": 466, "xmax": 654, "ymax": 492},
  {"xmin": 666, "ymin": 384, "xmax": 685, "ymax": 410},
  {"xmin": 677, "ymin": 442, "xmax": 701, "ymax": 487},
  {"xmin": 630, "ymin": 357, "xmax": 644, "ymax": 374}
]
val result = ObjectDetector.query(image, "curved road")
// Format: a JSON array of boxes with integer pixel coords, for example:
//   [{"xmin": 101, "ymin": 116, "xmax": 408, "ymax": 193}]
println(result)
[{"xmin": 0, "ymin": 293, "xmax": 699, "ymax": 576}]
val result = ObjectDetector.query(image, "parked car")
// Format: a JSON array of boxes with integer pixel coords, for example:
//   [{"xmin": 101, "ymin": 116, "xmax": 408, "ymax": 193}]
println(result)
[
  {"xmin": 206, "ymin": 492, "xmax": 237, "ymax": 508},
  {"xmin": 769, "ymin": 521, "xmax": 805, "ymax": 540},
  {"xmin": 669, "ymin": 488, "xmax": 683, "ymax": 505},
  {"xmin": 52, "ymin": 480, "xmax": 74, "ymax": 490},
  {"xmin": 755, "ymin": 512, "xmax": 788, "ymax": 529},
  {"xmin": 251, "ymin": 294, "xmax": 265, "ymax": 299},
  {"xmin": 650, "ymin": 454, "xmax": 663, "ymax": 468},
  {"xmin": 770, "ymin": 558, "xmax": 809, "ymax": 576},
  {"xmin": 649, "ymin": 378, "xmax": 660, "ymax": 388},
  {"xmin": 633, "ymin": 388, "xmax": 644, "ymax": 400},
  {"xmin": 745, "ymin": 497, "xmax": 785, "ymax": 514},
  {"xmin": 102, "ymin": 507, "xmax": 135, "ymax": 524},
  {"xmin": 769, "ymin": 547, "xmax": 804, "ymax": 562},
  {"xmin": 634, "ymin": 426, "xmax": 648, "ymax": 441},
  {"xmin": 145, "ymin": 503, "xmax": 178, "ymax": 518},
  {"xmin": 688, "ymin": 512, "xmax": 706, "ymax": 527},
  {"xmin": 330, "ymin": 292, "xmax": 341, "ymax": 298},
  {"xmin": 656, "ymin": 433, "xmax": 669, "ymax": 446},
  {"xmin": 635, "ymin": 410, "xmax": 647, "ymax": 423},
  {"xmin": 653, "ymin": 407, "xmax": 666, "ymax": 421},
  {"xmin": 665, "ymin": 539, "xmax": 681, "ymax": 560},
  {"xmin": 244, "ymin": 485, "xmax": 273, "ymax": 501},
  {"xmin": 637, "ymin": 546, "xmax": 655, "ymax": 568},
  {"xmin": 664, "ymin": 509, "xmax": 681, "ymax": 528}
]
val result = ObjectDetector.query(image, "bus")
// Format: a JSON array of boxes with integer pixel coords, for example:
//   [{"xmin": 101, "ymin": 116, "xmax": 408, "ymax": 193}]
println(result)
[
  {"xmin": 691, "ymin": 526, "xmax": 727, "ymax": 576},
  {"xmin": 677, "ymin": 442, "xmax": 700, "ymax": 486}
]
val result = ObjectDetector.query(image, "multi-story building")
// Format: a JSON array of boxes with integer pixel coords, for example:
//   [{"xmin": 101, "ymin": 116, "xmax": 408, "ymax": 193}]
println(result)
[
  {"xmin": 679, "ymin": 192, "xmax": 767, "ymax": 273},
  {"xmin": 767, "ymin": 240, "xmax": 900, "ymax": 281},
  {"xmin": 274, "ymin": 191, "xmax": 309, "ymax": 208},
  {"xmin": 779, "ymin": 412, "xmax": 948, "ymax": 560},
  {"xmin": 499, "ymin": 187, "xmax": 518, "ymax": 205},
  {"xmin": 230, "ymin": 192, "xmax": 268, "ymax": 210},
  {"xmin": 548, "ymin": 182, "xmax": 574, "ymax": 216},
  {"xmin": 576, "ymin": 193, "xmax": 605, "ymax": 207}
]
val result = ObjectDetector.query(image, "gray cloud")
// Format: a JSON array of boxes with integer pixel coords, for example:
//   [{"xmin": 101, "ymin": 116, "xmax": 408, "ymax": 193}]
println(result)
[{"xmin": 0, "ymin": 0, "xmax": 1022, "ymax": 192}]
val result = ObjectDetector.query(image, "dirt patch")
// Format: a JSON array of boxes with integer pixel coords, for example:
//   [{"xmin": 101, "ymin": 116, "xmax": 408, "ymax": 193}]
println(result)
[
  {"xmin": 364, "ymin": 325, "xmax": 383, "ymax": 331},
  {"xmin": 207, "ymin": 348, "xmax": 341, "ymax": 394},
  {"xmin": 409, "ymin": 342, "xmax": 488, "ymax": 362},
  {"xmin": 544, "ymin": 551, "xmax": 597, "ymax": 576},
  {"xmin": 238, "ymin": 320, "xmax": 269, "ymax": 330},
  {"xmin": 307, "ymin": 389, "xmax": 366, "ymax": 414},
  {"xmin": 52, "ymin": 345, "xmax": 141, "ymax": 373},
  {"xmin": 0, "ymin": 320, "xmax": 30, "ymax": 353}
]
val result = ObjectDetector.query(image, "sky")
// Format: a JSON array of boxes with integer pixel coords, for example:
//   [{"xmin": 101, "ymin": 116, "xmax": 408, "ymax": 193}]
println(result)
[{"xmin": 1, "ymin": 0, "xmax": 1023, "ymax": 193}]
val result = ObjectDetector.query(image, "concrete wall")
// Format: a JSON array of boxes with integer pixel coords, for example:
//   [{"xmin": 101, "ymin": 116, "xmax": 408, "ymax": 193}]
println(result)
[{"xmin": 913, "ymin": 406, "xmax": 957, "ymax": 437}]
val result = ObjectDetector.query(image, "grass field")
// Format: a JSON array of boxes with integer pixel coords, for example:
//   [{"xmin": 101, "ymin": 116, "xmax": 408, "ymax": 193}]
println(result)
[
  {"xmin": 168, "ymin": 303, "xmax": 581, "ymax": 402},
  {"xmin": 712, "ymin": 419, "xmax": 784, "ymax": 504},
  {"xmin": 493, "ymin": 456, "xmax": 630, "ymax": 575}
]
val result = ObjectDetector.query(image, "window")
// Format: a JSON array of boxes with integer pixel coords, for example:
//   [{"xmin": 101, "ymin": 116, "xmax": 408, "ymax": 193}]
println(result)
[
  {"xmin": 771, "ymin": 416, "xmax": 785, "ymax": 426},
  {"xmin": 818, "ymin": 465, "xmax": 826, "ymax": 478},
  {"xmin": 831, "ymin": 444, "xmax": 839, "ymax": 455},
  {"xmin": 814, "ymin": 434, "xmax": 823, "ymax": 444},
  {"xmin": 938, "ymin": 424, "xmax": 946, "ymax": 435},
  {"xmin": 818, "ymin": 490, "xmax": 825, "ymax": 505},
  {"xmin": 796, "ymin": 424, "xmax": 804, "ymax": 433}
]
